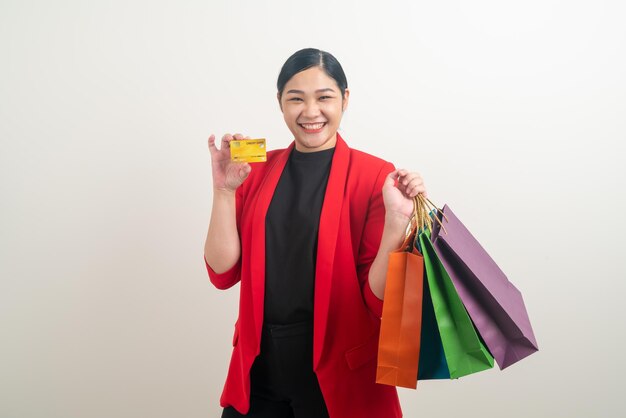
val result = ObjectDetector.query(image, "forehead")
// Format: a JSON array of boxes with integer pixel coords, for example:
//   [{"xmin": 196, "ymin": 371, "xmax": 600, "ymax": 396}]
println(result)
[{"xmin": 284, "ymin": 67, "xmax": 339, "ymax": 92}]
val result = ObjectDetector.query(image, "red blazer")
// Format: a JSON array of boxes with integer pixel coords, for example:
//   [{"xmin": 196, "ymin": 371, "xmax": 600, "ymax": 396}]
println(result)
[{"xmin": 205, "ymin": 133, "xmax": 402, "ymax": 418}]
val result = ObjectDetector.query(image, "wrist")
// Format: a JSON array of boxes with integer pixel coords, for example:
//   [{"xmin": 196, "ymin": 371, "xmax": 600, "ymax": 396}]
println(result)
[
  {"xmin": 381, "ymin": 212, "xmax": 411, "ymax": 248},
  {"xmin": 213, "ymin": 187, "xmax": 237, "ymax": 198},
  {"xmin": 384, "ymin": 211, "xmax": 411, "ymax": 228}
]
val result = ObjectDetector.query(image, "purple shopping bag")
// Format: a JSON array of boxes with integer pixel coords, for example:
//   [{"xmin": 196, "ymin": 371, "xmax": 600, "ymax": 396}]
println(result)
[{"xmin": 431, "ymin": 205, "xmax": 538, "ymax": 369}]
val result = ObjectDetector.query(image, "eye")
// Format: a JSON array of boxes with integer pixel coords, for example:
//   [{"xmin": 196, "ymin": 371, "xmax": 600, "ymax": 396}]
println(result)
[
  {"xmin": 288, "ymin": 97, "xmax": 303, "ymax": 102},
  {"xmin": 319, "ymin": 96, "xmax": 333, "ymax": 100}
]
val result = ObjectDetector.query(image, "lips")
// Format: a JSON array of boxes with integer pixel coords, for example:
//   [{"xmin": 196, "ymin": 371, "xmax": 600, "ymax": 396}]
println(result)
[{"xmin": 299, "ymin": 122, "xmax": 327, "ymax": 133}]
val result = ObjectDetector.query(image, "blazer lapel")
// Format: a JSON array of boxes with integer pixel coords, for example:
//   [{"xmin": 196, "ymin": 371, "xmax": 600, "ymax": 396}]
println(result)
[
  {"xmin": 313, "ymin": 134, "xmax": 350, "ymax": 368},
  {"xmin": 250, "ymin": 142, "xmax": 294, "ymax": 345}
]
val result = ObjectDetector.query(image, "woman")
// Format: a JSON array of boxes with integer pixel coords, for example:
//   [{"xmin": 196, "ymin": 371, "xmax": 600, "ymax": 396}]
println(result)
[{"xmin": 204, "ymin": 48, "xmax": 426, "ymax": 418}]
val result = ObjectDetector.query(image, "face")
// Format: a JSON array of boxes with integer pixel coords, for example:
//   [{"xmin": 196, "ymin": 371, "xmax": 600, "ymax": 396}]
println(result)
[{"xmin": 278, "ymin": 66, "xmax": 349, "ymax": 153}]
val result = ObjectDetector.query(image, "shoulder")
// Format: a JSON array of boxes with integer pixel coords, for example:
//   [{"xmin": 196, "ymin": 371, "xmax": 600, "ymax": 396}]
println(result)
[
  {"xmin": 346, "ymin": 147, "xmax": 395, "ymax": 182},
  {"xmin": 340, "ymin": 145, "xmax": 395, "ymax": 202},
  {"xmin": 339, "ymin": 133, "xmax": 392, "ymax": 170},
  {"xmin": 349, "ymin": 147, "xmax": 391, "ymax": 168}
]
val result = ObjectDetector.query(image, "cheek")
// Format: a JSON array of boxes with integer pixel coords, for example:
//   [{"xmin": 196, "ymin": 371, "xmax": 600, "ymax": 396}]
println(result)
[
  {"xmin": 284, "ymin": 107, "xmax": 299, "ymax": 121},
  {"xmin": 323, "ymin": 106, "xmax": 342, "ymax": 121},
  {"xmin": 282, "ymin": 111, "xmax": 294, "ymax": 124}
]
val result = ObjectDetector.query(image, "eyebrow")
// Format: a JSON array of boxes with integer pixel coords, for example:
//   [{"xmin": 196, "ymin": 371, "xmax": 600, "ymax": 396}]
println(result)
[{"xmin": 285, "ymin": 88, "xmax": 336, "ymax": 95}]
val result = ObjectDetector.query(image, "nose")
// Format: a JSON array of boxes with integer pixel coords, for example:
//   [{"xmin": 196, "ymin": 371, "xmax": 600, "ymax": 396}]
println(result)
[{"xmin": 302, "ymin": 100, "xmax": 321, "ymax": 118}]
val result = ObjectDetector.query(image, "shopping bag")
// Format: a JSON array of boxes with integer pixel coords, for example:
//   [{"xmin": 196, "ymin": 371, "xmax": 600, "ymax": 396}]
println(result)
[
  {"xmin": 414, "ymin": 226, "xmax": 449, "ymax": 380},
  {"xmin": 376, "ymin": 225, "xmax": 424, "ymax": 389},
  {"xmin": 419, "ymin": 229, "xmax": 494, "ymax": 378},
  {"xmin": 430, "ymin": 205, "xmax": 539, "ymax": 369},
  {"xmin": 417, "ymin": 263, "xmax": 450, "ymax": 380}
]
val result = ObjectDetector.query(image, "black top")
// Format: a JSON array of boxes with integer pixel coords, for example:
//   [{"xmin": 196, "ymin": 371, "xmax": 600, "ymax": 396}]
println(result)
[{"xmin": 264, "ymin": 147, "xmax": 335, "ymax": 325}]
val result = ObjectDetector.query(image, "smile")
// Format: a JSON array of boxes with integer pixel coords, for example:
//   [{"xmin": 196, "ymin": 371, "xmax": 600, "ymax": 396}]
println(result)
[{"xmin": 299, "ymin": 122, "xmax": 326, "ymax": 131}]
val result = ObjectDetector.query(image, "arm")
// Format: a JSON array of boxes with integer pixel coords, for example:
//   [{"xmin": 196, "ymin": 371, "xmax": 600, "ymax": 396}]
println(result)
[
  {"xmin": 204, "ymin": 188, "xmax": 240, "ymax": 273},
  {"xmin": 367, "ymin": 212, "xmax": 410, "ymax": 300},
  {"xmin": 358, "ymin": 166, "xmax": 427, "ymax": 317},
  {"xmin": 203, "ymin": 133, "xmax": 251, "ymax": 289}
]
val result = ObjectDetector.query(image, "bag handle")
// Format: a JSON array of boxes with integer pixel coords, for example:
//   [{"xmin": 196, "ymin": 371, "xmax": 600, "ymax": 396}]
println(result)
[
  {"xmin": 413, "ymin": 194, "xmax": 448, "ymax": 234},
  {"xmin": 398, "ymin": 194, "xmax": 449, "ymax": 252}
]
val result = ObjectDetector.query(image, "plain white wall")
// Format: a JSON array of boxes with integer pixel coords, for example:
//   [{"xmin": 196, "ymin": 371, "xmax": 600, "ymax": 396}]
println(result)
[{"xmin": 1, "ymin": 0, "xmax": 624, "ymax": 417}]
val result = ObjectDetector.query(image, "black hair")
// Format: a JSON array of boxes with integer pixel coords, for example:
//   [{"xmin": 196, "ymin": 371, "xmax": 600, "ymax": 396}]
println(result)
[{"xmin": 276, "ymin": 48, "xmax": 348, "ymax": 100}]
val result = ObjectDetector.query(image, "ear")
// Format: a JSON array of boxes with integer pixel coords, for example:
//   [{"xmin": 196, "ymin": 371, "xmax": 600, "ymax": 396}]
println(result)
[
  {"xmin": 277, "ymin": 92, "xmax": 283, "ymax": 112},
  {"xmin": 342, "ymin": 88, "xmax": 350, "ymax": 113}
]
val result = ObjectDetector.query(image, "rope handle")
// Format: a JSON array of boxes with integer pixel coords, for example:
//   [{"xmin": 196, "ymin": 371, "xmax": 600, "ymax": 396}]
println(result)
[{"xmin": 413, "ymin": 194, "xmax": 448, "ymax": 235}]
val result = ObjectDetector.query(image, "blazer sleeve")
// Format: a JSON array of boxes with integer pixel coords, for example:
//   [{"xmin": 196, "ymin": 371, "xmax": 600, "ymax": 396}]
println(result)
[
  {"xmin": 204, "ymin": 184, "xmax": 244, "ymax": 290},
  {"xmin": 357, "ymin": 161, "xmax": 396, "ymax": 318}
]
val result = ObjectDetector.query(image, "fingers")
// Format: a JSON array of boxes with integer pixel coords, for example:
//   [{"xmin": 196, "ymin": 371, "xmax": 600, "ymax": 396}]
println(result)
[
  {"xmin": 384, "ymin": 169, "xmax": 399, "ymax": 187},
  {"xmin": 396, "ymin": 168, "xmax": 417, "ymax": 184},
  {"xmin": 209, "ymin": 133, "xmax": 248, "ymax": 154},
  {"xmin": 218, "ymin": 133, "xmax": 248, "ymax": 147},
  {"xmin": 221, "ymin": 133, "xmax": 233, "ymax": 148},
  {"xmin": 209, "ymin": 133, "xmax": 235, "ymax": 155},
  {"xmin": 239, "ymin": 163, "xmax": 252, "ymax": 181},
  {"xmin": 396, "ymin": 169, "xmax": 427, "ymax": 198},
  {"xmin": 208, "ymin": 134, "xmax": 220, "ymax": 156}
]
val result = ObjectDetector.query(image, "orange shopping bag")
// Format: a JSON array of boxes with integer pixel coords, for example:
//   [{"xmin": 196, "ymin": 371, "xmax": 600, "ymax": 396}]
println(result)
[{"xmin": 376, "ymin": 222, "xmax": 424, "ymax": 389}]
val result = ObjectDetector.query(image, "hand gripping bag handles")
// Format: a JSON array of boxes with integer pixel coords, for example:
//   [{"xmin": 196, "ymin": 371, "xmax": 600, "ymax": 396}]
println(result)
[
  {"xmin": 376, "ymin": 202, "xmax": 424, "ymax": 389},
  {"xmin": 430, "ymin": 204, "xmax": 539, "ymax": 369}
]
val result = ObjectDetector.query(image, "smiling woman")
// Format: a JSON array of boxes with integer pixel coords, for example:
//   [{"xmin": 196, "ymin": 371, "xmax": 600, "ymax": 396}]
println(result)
[
  {"xmin": 277, "ymin": 51, "xmax": 350, "ymax": 153},
  {"xmin": 204, "ymin": 48, "xmax": 427, "ymax": 418}
]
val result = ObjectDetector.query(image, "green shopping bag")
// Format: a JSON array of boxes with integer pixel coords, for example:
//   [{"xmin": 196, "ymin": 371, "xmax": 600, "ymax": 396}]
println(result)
[{"xmin": 419, "ymin": 229, "xmax": 494, "ymax": 378}]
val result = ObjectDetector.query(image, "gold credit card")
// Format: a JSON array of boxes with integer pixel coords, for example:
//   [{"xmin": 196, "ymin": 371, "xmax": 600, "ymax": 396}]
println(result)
[{"xmin": 230, "ymin": 138, "xmax": 267, "ymax": 162}]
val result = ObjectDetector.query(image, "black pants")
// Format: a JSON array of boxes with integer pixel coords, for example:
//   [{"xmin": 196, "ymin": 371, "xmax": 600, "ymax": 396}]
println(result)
[{"xmin": 222, "ymin": 321, "xmax": 329, "ymax": 418}]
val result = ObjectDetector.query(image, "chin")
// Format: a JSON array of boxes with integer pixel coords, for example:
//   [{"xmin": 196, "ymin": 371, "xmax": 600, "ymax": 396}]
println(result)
[{"xmin": 301, "ymin": 139, "xmax": 335, "ymax": 151}]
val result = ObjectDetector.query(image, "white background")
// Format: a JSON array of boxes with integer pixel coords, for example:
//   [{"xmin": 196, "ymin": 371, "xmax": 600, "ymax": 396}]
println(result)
[{"xmin": 1, "ymin": 1, "xmax": 625, "ymax": 417}]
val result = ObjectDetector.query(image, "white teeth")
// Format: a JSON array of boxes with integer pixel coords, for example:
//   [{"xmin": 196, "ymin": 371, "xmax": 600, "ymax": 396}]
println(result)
[{"xmin": 300, "ymin": 122, "xmax": 325, "ymax": 130}]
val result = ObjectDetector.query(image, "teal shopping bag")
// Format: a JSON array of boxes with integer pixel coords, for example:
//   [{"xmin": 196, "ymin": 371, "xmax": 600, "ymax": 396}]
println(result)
[{"xmin": 418, "ymin": 269, "xmax": 450, "ymax": 380}]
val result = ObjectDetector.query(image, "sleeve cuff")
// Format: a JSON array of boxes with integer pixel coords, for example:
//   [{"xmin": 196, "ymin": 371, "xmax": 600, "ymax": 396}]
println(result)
[{"xmin": 204, "ymin": 254, "xmax": 241, "ymax": 290}]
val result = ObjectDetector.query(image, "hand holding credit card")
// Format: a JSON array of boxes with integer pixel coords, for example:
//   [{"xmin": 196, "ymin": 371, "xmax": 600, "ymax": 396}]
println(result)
[{"xmin": 230, "ymin": 138, "xmax": 267, "ymax": 163}]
